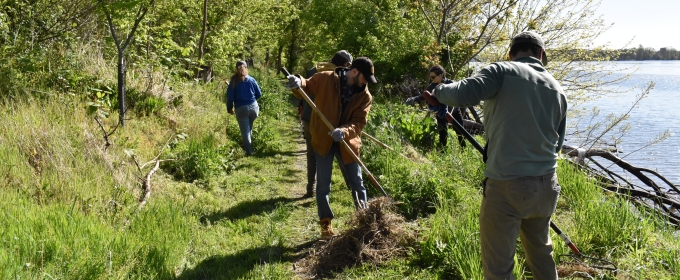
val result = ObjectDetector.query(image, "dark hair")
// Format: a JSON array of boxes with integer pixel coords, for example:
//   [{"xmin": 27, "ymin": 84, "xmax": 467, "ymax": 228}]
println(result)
[
  {"xmin": 230, "ymin": 61, "xmax": 248, "ymax": 89},
  {"xmin": 509, "ymin": 42, "xmax": 542, "ymax": 58},
  {"xmin": 428, "ymin": 65, "xmax": 445, "ymax": 76}
]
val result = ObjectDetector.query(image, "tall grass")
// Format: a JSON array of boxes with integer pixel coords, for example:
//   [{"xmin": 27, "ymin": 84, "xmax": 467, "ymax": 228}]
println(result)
[
  {"xmin": 361, "ymin": 100, "xmax": 680, "ymax": 278},
  {"xmin": 1, "ymin": 50, "xmax": 678, "ymax": 279}
]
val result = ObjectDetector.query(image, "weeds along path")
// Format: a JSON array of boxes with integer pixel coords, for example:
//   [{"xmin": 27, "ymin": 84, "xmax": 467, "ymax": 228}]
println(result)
[{"xmin": 173, "ymin": 85, "xmax": 381, "ymax": 279}]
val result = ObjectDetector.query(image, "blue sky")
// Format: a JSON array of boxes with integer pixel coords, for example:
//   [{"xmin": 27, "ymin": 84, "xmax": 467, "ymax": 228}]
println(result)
[{"xmin": 593, "ymin": 0, "xmax": 680, "ymax": 49}]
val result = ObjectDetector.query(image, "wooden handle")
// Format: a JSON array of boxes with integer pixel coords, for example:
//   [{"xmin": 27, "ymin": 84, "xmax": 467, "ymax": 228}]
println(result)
[
  {"xmin": 281, "ymin": 68, "xmax": 387, "ymax": 196},
  {"xmin": 422, "ymin": 89, "xmax": 581, "ymax": 257},
  {"xmin": 361, "ymin": 131, "xmax": 393, "ymax": 151}
]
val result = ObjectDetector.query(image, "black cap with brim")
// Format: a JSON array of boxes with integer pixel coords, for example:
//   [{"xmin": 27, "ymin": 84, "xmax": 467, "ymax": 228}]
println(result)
[
  {"xmin": 510, "ymin": 31, "xmax": 549, "ymax": 66},
  {"xmin": 351, "ymin": 57, "xmax": 378, "ymax": 84}
]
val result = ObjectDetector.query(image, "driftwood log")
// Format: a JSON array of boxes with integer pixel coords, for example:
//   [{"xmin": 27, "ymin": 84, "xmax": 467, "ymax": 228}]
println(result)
[{"xmin": 562, "ymin": 145, "xmax": 680, "ymax": 226}]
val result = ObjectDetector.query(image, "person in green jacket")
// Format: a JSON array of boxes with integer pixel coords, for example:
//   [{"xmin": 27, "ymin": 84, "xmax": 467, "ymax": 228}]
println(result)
[{"xmin": 432, "ymin": 31, "xmax": 567, "ymax": 280}]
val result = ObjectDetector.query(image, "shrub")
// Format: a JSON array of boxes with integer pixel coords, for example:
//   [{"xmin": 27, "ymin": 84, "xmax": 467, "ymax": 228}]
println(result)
[{"xmin": 162, "ymin": 134, "xmax": 235, "ymax": 184}]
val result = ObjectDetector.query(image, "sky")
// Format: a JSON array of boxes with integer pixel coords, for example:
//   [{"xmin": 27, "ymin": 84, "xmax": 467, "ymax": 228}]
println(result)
[{"xmin": 593, "ymin": 0, "xmax": 680, "ymax": 50}]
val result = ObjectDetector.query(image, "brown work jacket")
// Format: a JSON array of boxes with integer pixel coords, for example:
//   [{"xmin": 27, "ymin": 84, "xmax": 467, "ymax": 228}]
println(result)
[{"xmin": 294, "ymin": 70, "xmax": 372, "ymax": 164}]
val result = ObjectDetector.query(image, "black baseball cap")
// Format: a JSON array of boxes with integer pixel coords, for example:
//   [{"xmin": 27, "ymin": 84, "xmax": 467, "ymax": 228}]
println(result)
[
  {"xmin": 510, "ymin": 31, "xmax": 548, "ymax": 66},
  {"xmin": 350, "ymin": 57, "xmax": 377, "ymax": 84},
  {"xmin": 236, "ymin": 60, "xmax": 247, "ymax": 68}
]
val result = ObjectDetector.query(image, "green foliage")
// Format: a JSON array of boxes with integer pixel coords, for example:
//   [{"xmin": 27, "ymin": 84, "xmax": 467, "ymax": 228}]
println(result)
[
  {"xmin": 251, "ymin": 116, "xmax": 283, "ymax": 155},
  {"xmin": 126, "ymin": 89, "xmax": 167, "ymax": 117},
  {"xmin": 2, "ymin": 0, "xmax": 680, "ymax": 278},
  {"xmin": 392, "ymin": 113, "xmax": 437, "ymax": 148},
  {"xmin": 162, "ymin": 134, "xmax": 236, "ymax": 184},
  {"xmin": 86, "ymin": 84, "xmax": 116, "ymax": 118},
  {"xmin": 297, "ymin": 0, "xmax": 431, "ymax": 84}
]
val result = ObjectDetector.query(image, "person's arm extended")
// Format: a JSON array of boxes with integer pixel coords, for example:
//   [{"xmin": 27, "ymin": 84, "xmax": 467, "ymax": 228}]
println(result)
[{"xmin": 434, "ymin": 64, "xmax": 504, "ymax": 107}]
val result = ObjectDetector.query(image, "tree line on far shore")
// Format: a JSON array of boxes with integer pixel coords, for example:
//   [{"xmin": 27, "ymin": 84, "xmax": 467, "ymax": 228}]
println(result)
[{"xmin": 616, "ymin": 45, "xmax": 680, "ymax": 60}]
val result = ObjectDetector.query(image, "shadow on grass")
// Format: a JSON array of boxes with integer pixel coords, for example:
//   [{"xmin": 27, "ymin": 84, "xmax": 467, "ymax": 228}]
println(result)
[
  {"xmin": 200, "ymin": 196, "xmax": 304, "ymax": 225},
  {"xmin": 251, "ymin": 149, "xmax": 306, "ymax": 159},
  {"xmin": 176, "ymin": 241, "xmax": 318, "ymax": 280}
]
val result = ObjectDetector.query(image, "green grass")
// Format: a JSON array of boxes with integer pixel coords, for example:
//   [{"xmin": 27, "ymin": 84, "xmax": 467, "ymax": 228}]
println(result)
[{"xmin": 1, "ymin": 67, "xmax": 679, "ymax": 279}]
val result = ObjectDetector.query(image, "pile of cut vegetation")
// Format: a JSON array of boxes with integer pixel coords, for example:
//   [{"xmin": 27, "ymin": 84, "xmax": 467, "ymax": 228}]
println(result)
[{"xmin": 295, "ymin": 196, "xmax": 417, "ymax": 278}]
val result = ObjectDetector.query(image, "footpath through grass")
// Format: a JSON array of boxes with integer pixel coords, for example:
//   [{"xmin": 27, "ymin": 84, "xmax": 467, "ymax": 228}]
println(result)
[{"xmin": 1, "ymin": 67, "xmax": 679, "ymax": 279}]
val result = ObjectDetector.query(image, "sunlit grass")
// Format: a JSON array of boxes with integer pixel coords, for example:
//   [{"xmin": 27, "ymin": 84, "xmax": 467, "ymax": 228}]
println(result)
[{"xmin": 0, "ymin": 66, "xmax": 678, "ymax": 279}]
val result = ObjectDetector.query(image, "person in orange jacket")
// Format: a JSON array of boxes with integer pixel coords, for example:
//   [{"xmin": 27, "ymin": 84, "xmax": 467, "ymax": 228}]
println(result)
[{"xmin": 286, "ymin": 57, "xmax": 377, "ymax": 239}]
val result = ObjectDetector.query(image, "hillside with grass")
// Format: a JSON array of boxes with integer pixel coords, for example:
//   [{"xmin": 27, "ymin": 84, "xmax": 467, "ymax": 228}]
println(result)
[
  {"xmin": 1, "ymin": 57, "xmax": 679, "ymax": 279},
  {"xmin": 2, "ymin": 0, "xmax": 680, "ymax": 278}
]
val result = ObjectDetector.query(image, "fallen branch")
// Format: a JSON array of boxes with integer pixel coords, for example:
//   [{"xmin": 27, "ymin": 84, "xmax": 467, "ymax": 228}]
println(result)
[
  {"xmin": 139, "ymin": 160, "xmax": 160, "ymax": 209},
  {"xmin": 562, "ymin": 145, "xmax": 680, "ymax": 225}
]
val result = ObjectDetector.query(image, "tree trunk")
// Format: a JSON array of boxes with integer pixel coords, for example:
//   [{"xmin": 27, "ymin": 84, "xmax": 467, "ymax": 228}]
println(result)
[
  {"xmin": 265, "ymin": 47, "xmax": 270, "ymax": 68},
  {"xmin": 287, "ymin": 19, "xmax": 298, "ymax": 72},
  {"xmin": 197, "ymin": 0, "xmax": 207, "ymax": 62},
  {"xmin": 117, "ymin": 53, "xmax": 126, "ymax": 127},
  {"xmin": 276, "ymin": 44, "xmax": 283, "ymax": 75}
]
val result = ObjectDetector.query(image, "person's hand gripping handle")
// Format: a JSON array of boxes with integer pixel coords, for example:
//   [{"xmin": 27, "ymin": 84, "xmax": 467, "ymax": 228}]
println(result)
[{"xmin": 281, "ymin": 67, "xmax": 387, "ymax": 196}]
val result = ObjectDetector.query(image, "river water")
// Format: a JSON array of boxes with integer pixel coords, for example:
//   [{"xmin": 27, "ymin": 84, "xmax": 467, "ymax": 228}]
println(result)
[{"xmin": 568, "ymin": 61, "xmax": 680, "ymax": 188}]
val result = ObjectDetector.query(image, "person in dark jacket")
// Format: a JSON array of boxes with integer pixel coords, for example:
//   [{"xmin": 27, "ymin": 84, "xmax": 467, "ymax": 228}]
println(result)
[
  {"xmin": 226, "ymin": 60, "xmax": 262, "ymax": 155},
  {"xmin": 405, "ymin": 65, "xmax": 466, "ymax": 148},
  {"xmin": 299, "ymin": 51, "xmax": 353, "ymax": 198}
]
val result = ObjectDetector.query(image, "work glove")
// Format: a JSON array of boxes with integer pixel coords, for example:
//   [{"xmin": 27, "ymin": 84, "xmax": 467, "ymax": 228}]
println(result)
[
  {"xmin": 429, "ymin": 104, "xmax": 448, "ymax": 119},
  {"xmin": 329, "ymin": 128, "xmax": 344, "ymax": 142},
  {"xmin": 286, "ymin": 75, "xmax": 301, "ymax": 89},
  {"xmin": 405, "ymin": 96, "xmax": 417, "ymax": 106}
]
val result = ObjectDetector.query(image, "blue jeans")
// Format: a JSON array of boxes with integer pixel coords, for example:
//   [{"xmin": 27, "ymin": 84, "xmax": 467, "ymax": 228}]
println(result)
[
  {"xmin": 234, "ymin": 102, "xmax": 259, "ymax": 155},
  {"xmin": 315, "ymin": 142, "xmax": 367, "ymax": 220}
]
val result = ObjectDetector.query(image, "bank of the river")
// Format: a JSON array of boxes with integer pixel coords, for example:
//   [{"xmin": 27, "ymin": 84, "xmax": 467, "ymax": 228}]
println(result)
[{"xmin": 1, "ymin": 68, "xmax": 678, "ymax": 279}]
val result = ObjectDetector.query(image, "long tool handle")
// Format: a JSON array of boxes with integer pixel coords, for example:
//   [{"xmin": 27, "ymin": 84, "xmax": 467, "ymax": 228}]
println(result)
[
  {"xmin": 281, "ymin": 68, "xmax": 387, "ymax": 196},
  {"xmin": 550, "ymin": 221, "xmax": 582, "ymax": 255},
  {"xmin": 421, "ymin": 91, "xmax": 485, "ymax": 154},
  {"xmin": 421, "ymin": 91, "xmax": 580, "ymax": 254},
  {"xmin": 361, "ymin": 131, "xmax": 394, "ymax": 151}
]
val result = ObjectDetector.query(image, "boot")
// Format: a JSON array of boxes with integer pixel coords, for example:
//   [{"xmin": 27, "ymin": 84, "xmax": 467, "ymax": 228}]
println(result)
[{"xmin": 319, "ymin": 217, "xmax": 335, "ymax": 239}]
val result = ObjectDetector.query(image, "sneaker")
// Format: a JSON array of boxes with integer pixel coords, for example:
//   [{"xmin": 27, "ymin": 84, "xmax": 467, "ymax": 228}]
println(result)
[
  {"xmin": 319, "ymin": 218, "xmax": 335, "ymax": 239},
  {"xmin": 301, "ymin": 192, "xmax": 314, "ymax": 198}
]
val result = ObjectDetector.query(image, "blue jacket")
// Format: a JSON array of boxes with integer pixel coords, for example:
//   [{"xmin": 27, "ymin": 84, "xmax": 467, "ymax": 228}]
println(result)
[{"xmin": 226, "ymin": 75, "xmax": 262, "ymax": 111}]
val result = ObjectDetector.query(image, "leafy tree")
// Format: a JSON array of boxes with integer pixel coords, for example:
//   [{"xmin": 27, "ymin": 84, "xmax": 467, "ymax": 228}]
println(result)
[
  {"xmin": 0, "ymin": 0, "xmax": 97, "ymax": 48},
  {"xmin": 98, "ymin": 0, "xmax": 155, "ymax": 126},
  {"xmin": 416, "ymin": 0, "xmax": 517, "ymax": 78},
  {"xmin": 296, "ymin": 0, "xmax": 432, "ymax": 85}
]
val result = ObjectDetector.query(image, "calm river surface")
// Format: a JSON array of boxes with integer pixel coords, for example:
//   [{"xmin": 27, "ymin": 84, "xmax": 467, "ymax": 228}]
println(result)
[{"xmin": 568, "ymin": 61, "xmax": 680, "ymax": 187}]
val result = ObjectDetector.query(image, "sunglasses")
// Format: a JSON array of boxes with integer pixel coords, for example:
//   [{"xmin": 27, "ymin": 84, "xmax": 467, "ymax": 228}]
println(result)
[{"xmin": 430, "ymin": 75, "xmax": 438, "ymax": 80}]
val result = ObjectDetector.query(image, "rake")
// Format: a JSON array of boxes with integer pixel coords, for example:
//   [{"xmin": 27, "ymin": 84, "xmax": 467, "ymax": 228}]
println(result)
[{"xmin": 421, "ymin": 90, "xmax": 617, "ymax": 274}]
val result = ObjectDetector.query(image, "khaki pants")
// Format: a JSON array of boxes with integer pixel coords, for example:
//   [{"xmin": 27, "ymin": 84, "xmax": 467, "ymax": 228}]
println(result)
[{"xmin": 480, "ymin": 173, "xmax": 560, "ymax": 280}]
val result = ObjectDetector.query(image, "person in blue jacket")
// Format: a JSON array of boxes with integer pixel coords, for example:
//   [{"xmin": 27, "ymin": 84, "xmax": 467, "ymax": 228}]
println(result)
[{"xmin": 226, "ymin": 60, "xmax": 262, "ymax": 155}]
